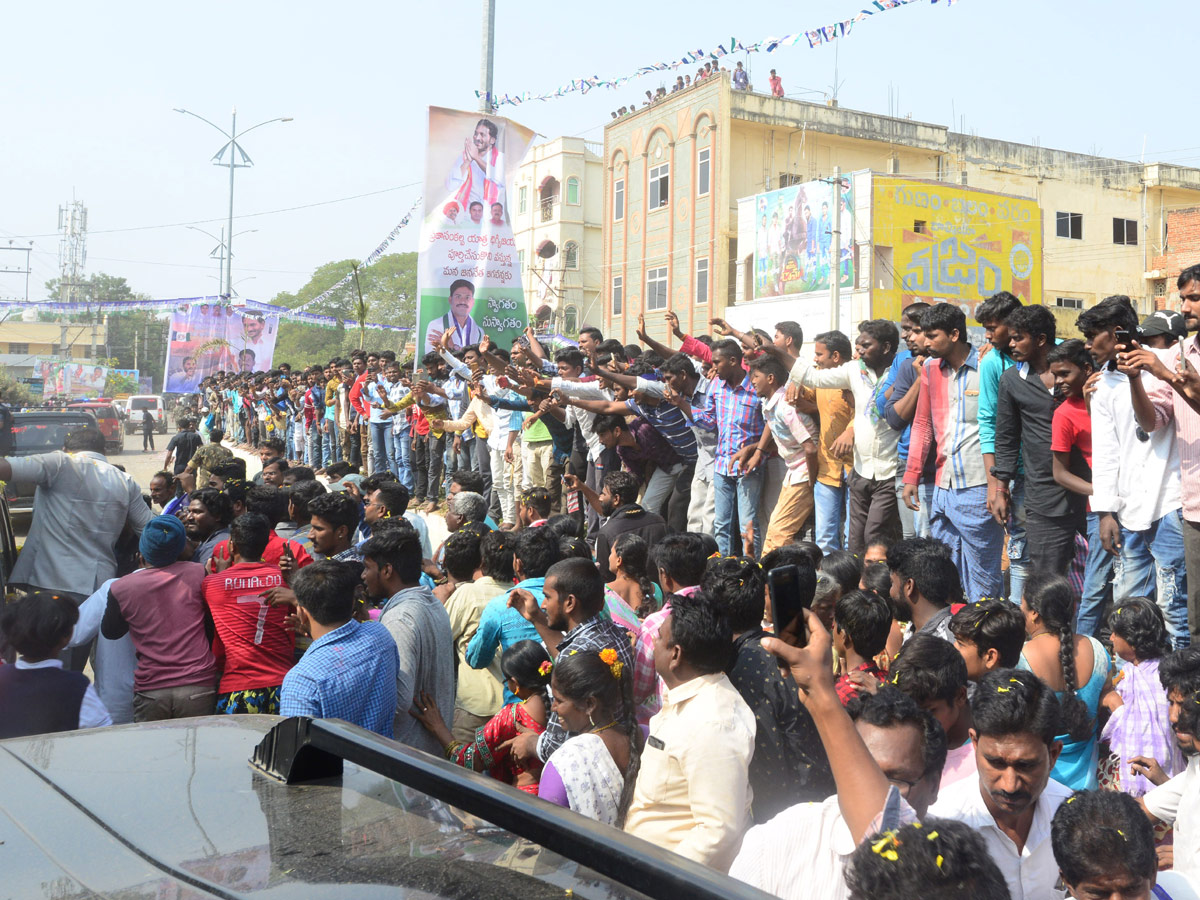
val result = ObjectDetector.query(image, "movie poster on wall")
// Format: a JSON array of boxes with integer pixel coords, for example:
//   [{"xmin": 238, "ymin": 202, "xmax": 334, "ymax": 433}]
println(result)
[{"xmin": 416, "ymin": 107, "xmax": 535, "ymax": 360}]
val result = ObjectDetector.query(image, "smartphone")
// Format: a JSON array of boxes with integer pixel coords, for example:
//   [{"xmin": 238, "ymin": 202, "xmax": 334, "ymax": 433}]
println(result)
[
  {"xmin": 767, "ymin": 564, "xmax": 810, "ymax": 647},
  {"xmin": 1108, "ymin": 327, "xmax": 1133, "ymax": 372}
]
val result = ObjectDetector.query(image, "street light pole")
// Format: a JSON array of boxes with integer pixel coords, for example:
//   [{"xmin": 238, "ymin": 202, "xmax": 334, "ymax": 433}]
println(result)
[{"xmin": 174, "ymin": 107, "xmax": 292, "ymax": 297}]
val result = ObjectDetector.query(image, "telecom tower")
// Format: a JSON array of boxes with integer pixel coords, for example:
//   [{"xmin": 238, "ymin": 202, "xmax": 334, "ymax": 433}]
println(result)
[{"xmin": 57, "ymin": 199, "xmax": 88, "ymax": 302}]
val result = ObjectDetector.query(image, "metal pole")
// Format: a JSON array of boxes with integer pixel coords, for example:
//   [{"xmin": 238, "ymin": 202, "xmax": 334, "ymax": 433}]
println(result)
[
  {"xmin": 830, "ymin": 166, "xmax": 841, "ymax": 333},
  {"xmin": 225, "ymin": 108, "xmax": 237, "ymax": 297},
  {"xmin": 479, "ymin": 0, "xmax": 496, "ymax": 113}
]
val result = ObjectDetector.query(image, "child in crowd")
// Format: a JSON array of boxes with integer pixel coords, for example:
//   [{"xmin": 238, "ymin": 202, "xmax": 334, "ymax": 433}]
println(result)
[
  {"xmin": 948, "ymin": 597, "xmax": 1027, "ymax": 681},
  {"xmin": 0, "ymin": 591, "xmax": 111, "ymax": 738},
  {"xmin": 1099, "ymin": 597, "xmax": 1186, "ymax": 797},
  {"xmin": 412, "ymin": 639, "xmax": 550, "ymax": 794},
  {"xmin": 832, "ymin": 589, "xmax": 892, "ymax": 704}
]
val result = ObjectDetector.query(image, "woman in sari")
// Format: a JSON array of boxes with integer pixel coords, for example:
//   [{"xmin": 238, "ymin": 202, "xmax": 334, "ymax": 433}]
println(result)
[
  {"xmin": 538, "ymin": 648, "xmax": 642, "ymax": 826},
  {"xmin": 605, "ymin": 534, "xmax": 661, "ymax": 627},
  {"xmin": 413, "ymin": 640, "xmax": 550, "ymax": 794}
]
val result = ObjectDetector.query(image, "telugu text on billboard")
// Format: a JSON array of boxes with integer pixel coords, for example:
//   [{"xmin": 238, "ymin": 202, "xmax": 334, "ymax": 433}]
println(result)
[
  {"xmin": 872, "ymin": 177, "xmax": 1042, "ymax": 321},
  {"xmin": 416, "ymin": 107, "xmax": 535, "ymax": 359},
  {"xmin": 754, "ymin": 178, "xmax": 854, "ymax": 300},
  {"xmin": 162, "ymin": 303, "xmax": 279, "ymax": 392}
]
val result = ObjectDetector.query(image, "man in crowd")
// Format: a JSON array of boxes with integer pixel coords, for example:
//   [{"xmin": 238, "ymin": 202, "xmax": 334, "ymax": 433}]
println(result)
[
  {"xmin": 902, "ymin": 303, "xmax": 1003, "ymax": 603},
  {"xmin": 786, "ymin": 321, "xmax": 902, "ymax": 554},
  {"xmin": 163, "ymin": 417, "xmax": 203, "ymax": 477},
  {"xmin": 623, "ymin": 590, "xmax": 756, "ymax": 872},
  {"xmin": 567, "ymin": 470, "xmax": 666, "ymax": 584},
  {"xmin": 361, "ymin": 525, "xmax": 455, "ymax": 754},
  {"xmin": 280, "ymin": 560, "xmax": 399, "ymax": 737},
  {"xmin": 202, "ymin": 512, "xmax": 294, "ymax": 715}
]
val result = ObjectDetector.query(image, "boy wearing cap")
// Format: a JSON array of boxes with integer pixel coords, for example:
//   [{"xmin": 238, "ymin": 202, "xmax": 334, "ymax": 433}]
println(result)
[
  {"xmin": 1140, "ymin": 308, "xmax": 1189, "ymax": 350},
  {"xmin": 1078, "ymin": 296, "xmax": 1187, "ymax": 646},
  {"xmin": 101, "ymin": 514, "xmax": 218, "ymax": 721}
]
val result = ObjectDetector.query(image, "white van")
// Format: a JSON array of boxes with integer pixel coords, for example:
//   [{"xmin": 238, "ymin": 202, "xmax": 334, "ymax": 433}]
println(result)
[{"xmin": 126, "ymin": 395, "xmax": 167, "ymax": 434}]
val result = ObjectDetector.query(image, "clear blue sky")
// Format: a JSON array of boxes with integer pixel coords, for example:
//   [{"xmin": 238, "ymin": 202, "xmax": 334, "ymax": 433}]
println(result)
[{"xmin": 1, "ymin": 0, "xmax": 1192, "ymax": 304}]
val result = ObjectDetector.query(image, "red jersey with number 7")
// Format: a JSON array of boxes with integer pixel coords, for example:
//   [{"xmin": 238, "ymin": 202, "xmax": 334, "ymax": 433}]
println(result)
[{"xmin": 202, "ymin": 562, "xmax": 295, "ymax": 693}]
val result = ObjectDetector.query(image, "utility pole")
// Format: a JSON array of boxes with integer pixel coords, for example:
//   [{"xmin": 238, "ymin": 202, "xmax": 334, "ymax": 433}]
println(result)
[
  {"xmin": 829, "ymin": 166, "xmax": 842, "ymax": 333},
  {"xmin": 479, "ymin": 0, "xmax": 496, "ymax": 113},
  {"xmin": 0, "ymin": 241, "xmax": 33, "ymax": 301}
]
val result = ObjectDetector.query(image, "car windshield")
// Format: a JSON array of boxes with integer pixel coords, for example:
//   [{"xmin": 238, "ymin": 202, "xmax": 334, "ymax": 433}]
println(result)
[
  {"xmin": 130, "ymin": 398, "xmax": 158, "ymax": 410},
  {"xmin": 0, "ymin": 718, "xmax": 656, "ymax": 900},
  {"xmin": 9, "ymin": 418, "xmax": 94, "ymax": 455}
]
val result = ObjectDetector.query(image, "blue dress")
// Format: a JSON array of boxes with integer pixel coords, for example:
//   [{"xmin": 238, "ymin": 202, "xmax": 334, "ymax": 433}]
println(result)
[{"xmin": 1049, "ymin": 636, "xmax": 1110, "ymax": 790}]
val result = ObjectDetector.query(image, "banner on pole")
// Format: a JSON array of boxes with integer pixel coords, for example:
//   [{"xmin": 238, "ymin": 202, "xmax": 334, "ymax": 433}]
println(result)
[
  {"xmin": 416, "ymin": 107, "xmax": 535, "ymax": 359},
  {"xmin": 163, "ymin": 303, "xmax": 279, "ymax": 391}
]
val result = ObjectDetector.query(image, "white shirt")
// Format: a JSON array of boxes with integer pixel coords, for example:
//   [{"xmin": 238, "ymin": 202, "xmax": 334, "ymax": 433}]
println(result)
[
  {"xmin": 553, "ymin": 377, "xmax": 613, "ymax": 463},
  {"xmin": 1144, "ymin": 754, "xmax": 1200, "ymax": 881},
  {"xmin": 1090, "ymin": 364, "xmax": 1182, "ymax": 532},
  {"xmin": 929, "ymin": 774, "xmax": 1072, "ymax": 900},
  {"xmin": 68, "ymin": 577, "xmax": 136, "ymax": 725},
  {"xmin": 790, "ymin": 358, "xmax": 899, "ymax": 480},
  {"xmin": 14, "ymin": 658, "xmax": 112, "ymax": 730}
]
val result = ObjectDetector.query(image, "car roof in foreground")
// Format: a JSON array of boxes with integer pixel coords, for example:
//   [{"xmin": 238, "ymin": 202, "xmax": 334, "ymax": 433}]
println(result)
[{"xmin": 0, "ymin": 716, "xmax": 768, "ymax": 900}]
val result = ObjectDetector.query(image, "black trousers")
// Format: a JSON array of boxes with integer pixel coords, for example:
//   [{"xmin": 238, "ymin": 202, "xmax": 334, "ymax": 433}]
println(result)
[
  {"xmin": 847, "ymin": 470, "xmax": 900, "ymax": 555},
  {"xmin": 1026, "ymin": 508, "xmax": 1087, "ymax": 577}
]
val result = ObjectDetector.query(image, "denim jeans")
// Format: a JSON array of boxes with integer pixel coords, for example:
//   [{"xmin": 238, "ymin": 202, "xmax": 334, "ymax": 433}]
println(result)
[
  {"xmin": 369, "ymin": 422, "xmax": 395, "ymax": 479},
  {"xmin": 394, "ymin": 427, "xmax": 414, "ymax": 490},
  {"xmin": 306, "ymin": 421, "xmax": 323, "ymax": 469},
  {"xmin": 813, "ymin": 480, "xmax": 849, "ymax": 553},
  {"xmin": 1113, "ymin": 509, "xmax": 1189, "ymax": 648},
  {"xmin": 1006, "ymin": 476, "xmax": 1031, "ymax": 605},
  {"xmin": 713, "ymin": 468, "xmax": 763, "ymax": 557},
  {"xmin": 1072, "ymin": 512, "xmax": 1115, "ymax": 640},
  {"xmin": 897, "ymin": 473, "xmax": 933, "ymax": 539},
  {"xmin": 929, "ymin": 484, "xmax": 1005, "ymax": 603},
  {"xmin": 322, "ymin": 421, "xmax": 340, "ymax": 464}
]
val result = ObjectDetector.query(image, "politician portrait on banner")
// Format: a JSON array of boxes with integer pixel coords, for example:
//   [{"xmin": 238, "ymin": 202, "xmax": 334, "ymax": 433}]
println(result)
[
  {"xmin": 163, "ymin": 303, "xmax": 279, "ymax": 392},
  {"xmin": 417, "ymin": 107, "xmax": 534, "ymax": 357}
]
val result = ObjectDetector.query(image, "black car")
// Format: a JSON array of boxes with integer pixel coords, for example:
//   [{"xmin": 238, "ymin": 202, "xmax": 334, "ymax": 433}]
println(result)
[
  {"xmin": 0, "ymin": 716, "xmax": 772, "ymax": 900},
  {"xmin": 3, "ymin": 410, "xmax": 98, "ymax": 511}
]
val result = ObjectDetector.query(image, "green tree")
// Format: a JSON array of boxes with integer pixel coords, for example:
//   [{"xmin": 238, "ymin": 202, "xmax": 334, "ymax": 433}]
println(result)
[
  {"xmin": 43, "ymin": 272, "xmax": 140, "ymax": 305},
  {"xmin": 270, "ymin": 252, "xmax": 417, "ymax": 367}
]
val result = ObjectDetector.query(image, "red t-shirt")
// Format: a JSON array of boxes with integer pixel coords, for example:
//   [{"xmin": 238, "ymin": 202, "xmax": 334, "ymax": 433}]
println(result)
[
  {"xmin": 202, "ymin": 562, "xmax": 295, "ymax": 692},
  {"xmin": 1051, "ymin": 396, "xmax": 1091, "ymax": 467},
  {"xmin": 212, "ymin": 531, "xmax": 314, "ymax": 569}
]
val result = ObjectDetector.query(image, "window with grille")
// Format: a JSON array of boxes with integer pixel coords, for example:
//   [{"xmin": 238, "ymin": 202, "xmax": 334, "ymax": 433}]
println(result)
[{"xmin": 564, "ymin": 242, "xmax": 578, "ymax": 269}]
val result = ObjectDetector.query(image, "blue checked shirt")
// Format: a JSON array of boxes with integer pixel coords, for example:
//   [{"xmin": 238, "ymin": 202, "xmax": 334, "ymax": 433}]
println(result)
[
  {"xmin": 280, "ymin": 619, "xmax": 400, "ymax": 737},
  {"xmin": 689, "ymin": 372, "xmax": 765, "ymax": 477}
]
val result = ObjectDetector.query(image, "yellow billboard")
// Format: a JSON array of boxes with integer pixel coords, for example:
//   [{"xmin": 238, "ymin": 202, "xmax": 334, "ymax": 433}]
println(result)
[{"xmin": 872, "ymin": 177, "xmax": 1042, "ymax": 322}]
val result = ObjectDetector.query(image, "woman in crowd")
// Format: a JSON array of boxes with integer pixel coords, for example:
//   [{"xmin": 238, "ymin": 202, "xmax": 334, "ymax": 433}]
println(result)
[
  {"xmin": 605, "ymin": 533, "xmax": 660, "ymax": 626},
  {"xmin": 1020, "ymin": 572, "xmax": 1110, "ymax": 790},
  {"xmin": 412, "ymin": 640, "xmax": 550, "ymax": 794},
  {"xmin": 539, "ymin": 648, "xmax": 642, "ymax": 826},
  {"xmin": 1099, "ymin": 597, "xmax": 1186, "ymax": 797}
]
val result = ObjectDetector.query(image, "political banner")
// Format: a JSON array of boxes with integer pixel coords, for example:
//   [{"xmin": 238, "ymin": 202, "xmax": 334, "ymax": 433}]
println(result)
[
  {"xmin": 416, "ymin": 107, "xmax": 535, "ymax": 361},
  {"xmin": 108, "ymin": 368, "xmax": 140, "ymax": 395},
  {"xmin": 33, "ymin": 357, "xmax": 109, "ymax": 398},
  {"xmin": 163, "ymin": 303, "xmax": 279, "ymax": 391},
  {"xmin": 754, "ymin": 177, "xmax": 854, "ymax": 300},
  {"xmin": 35, "ymin": 357, "xmax": 71, "ymax": 397}
]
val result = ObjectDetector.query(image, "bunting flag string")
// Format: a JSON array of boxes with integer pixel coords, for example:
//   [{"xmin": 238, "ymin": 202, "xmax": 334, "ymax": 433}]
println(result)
[
  {"xmin": 0, "ymin": 297, "xmax": 412, "ymax": 332},
  {"xmin": 477, "ymin": 0, "xmax": 960, "ymax": 108},
  {"xmin": 291, "ymin": 196, "xmax": 422, "ymax": 314}
]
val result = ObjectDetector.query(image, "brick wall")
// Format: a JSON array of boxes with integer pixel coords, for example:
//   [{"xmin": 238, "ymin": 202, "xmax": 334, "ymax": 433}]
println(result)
[{"xmin": 1152, "ymin": 206, "xmax": 1200, "ymax": 305}]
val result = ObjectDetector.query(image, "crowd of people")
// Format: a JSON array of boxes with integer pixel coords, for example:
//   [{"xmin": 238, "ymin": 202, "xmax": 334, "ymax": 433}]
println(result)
[
  {"xmin": 609, "ymin": 61, "xmax": 781, "ymax": 120},
  {"xmin": 8, "ymin": 267, "xmax": 1200, "ymax": 898}
]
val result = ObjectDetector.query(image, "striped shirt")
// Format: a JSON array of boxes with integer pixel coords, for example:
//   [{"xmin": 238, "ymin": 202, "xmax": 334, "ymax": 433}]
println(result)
[
  {"xmin": 904, "ymin": 345, "xmax": 987, "ymax": 489},
  {"xmin": 690, "ymin": 372, "xmax": 765, "ymax": 477},
  {"xmin": 1144, "ymin": 336, "xmax": 1200, "ymax": 522},
  {"xmin": 626, "ymin": 397, "xmax": 698, "ymax": 461}
]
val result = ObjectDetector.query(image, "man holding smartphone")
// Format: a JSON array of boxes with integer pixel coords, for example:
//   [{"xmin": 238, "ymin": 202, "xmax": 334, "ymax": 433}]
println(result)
[{"xmin": 1085, "ymin": 294, "xmax": 1188, "ymax": 647}]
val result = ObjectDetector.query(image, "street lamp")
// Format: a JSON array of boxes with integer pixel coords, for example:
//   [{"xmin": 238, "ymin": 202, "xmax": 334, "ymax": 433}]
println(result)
[
  {"xmin": 173, "ymin": 107, "xmax": 292, "ymax": 297},
  {"xmin": 186, "ymin": 225, "xmax": 257, "ymax": 295}
]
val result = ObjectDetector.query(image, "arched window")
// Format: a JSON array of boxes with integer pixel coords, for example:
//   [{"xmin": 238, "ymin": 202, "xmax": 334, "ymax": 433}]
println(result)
[
  {"xmin": 566, "ymin": 176, "xmax": 580, "ymax": 205},
  {"xmin": 564, "ymin": 241, "xmax": 578, "ymax": 269},
  {"xmin": 564, "ymin": 306, "xmax": 578, "ymax": 334}
]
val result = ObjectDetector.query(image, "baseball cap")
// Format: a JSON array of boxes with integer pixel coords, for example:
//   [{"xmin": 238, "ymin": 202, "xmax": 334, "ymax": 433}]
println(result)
[{"xmin": 1140, "ymin": 309, "xmax": 1188, "ymax": 340}]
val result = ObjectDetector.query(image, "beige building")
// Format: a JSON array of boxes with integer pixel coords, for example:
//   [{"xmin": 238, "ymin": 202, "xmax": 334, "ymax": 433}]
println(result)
[
  {"xmin": 602, "ymin": 72, "xmax": 1200, "ymax": 344},
  {"xmin": 510, "ymin": 136, "xmax": 605, "ymax": 336},
  {"xmin": 0, "ymin": 320, "xmax": 108, "ymax": 373}
]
